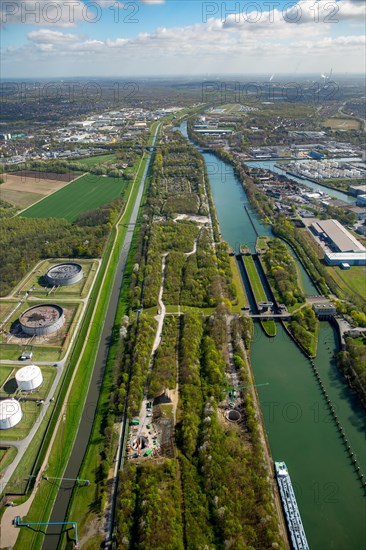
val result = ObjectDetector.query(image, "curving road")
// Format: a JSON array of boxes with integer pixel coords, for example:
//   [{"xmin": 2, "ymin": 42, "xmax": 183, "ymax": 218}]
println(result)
[{"xmin": 32, "ymin": 124, "xmax": 160, "ymax": 549}]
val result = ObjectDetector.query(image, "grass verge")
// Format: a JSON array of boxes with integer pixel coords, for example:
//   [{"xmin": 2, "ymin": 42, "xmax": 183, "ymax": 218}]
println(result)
[{"xmin": 243, "ymin": 255, "xmax": 267, "ymax": 303}]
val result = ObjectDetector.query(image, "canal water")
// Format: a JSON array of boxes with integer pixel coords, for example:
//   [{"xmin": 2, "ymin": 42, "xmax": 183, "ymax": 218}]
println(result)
[{"xmin": 179, "ymin": 121, "xmax": 366, "ymax": 550}]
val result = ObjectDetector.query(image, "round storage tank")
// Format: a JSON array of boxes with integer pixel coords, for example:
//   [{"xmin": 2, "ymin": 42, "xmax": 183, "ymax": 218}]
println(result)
[
  {"xmin": 45, "ymin": 263, "xmax": 83, "ymax": 287},
  {"xmin": 0, "ymin": 399, "xmax": 22, "ymax": 430},
  {"xmin": 16, "ymin": 365, "xmax": 43, "ymax": 391},
  {"xmin": 19, "ymin": 304, "xmax": 65, "ymax": 336}
]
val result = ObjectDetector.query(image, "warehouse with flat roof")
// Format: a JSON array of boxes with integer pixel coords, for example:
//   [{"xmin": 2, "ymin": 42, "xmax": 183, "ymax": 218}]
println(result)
[
  {"xmin": 310, "ymin": 219, "xmax": 366, "ymax": 253},
  {"xmin": 325, "ymin": 252, "xmax": 366, "ymax": 266}
]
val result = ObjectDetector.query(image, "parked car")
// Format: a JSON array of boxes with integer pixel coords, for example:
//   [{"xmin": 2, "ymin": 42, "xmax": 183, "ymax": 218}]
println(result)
[{"xmin": 20, "ymin": 351, "xmax": 32, "ymax": 361}]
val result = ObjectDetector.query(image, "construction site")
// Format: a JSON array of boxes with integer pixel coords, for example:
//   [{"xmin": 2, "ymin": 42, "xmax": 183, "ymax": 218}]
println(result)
[{"xmin": 127, "ymin": 395, "xmax": 175, "ymax": 462}]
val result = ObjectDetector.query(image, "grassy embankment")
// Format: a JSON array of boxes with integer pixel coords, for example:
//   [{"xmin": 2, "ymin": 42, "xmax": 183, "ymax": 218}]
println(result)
[
  {"xmin": 0, "ymin": 447, "xmax": 18, "ymax": 474},
  {"xmin": 243, "ymin": 255, "xmax": 276, "ymax": 337},
  {"xmin": 326, "ymin": 265, "xmax": 366, "ymax": 304},
  {"xmin": 11, "ymin": 122, "xmax": 160, "ymax": 550}
]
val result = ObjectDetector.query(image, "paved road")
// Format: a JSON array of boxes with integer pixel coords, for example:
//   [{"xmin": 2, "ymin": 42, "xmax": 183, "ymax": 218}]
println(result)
[{"xmin": 40, "ymin": 125, "xmax": 160, "ymax": 549}]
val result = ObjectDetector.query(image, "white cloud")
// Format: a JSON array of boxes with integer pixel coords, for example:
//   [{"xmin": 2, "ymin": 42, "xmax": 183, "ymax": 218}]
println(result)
[
  {"xmin": 1, "ymin": 0, "xmax": 365, "ymax": 76},
  {"xmin": 27, "ymin": 29, "xmax": 81, "ymax": 43}
]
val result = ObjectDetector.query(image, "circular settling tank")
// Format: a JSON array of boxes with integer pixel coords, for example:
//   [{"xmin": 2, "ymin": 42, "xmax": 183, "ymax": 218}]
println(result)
[
  {"xmin": 226, "ymin": 409, "xmax": 241, "ymax": 422},
  {"xmin": 45, "ymin": 263, "xmax": 83, "ymax": 287},
  {"xmin": 19, "ymin": 304, "xmax": 65, "ymax": 336},
  {"xmin": 0, "ymin": 399, "xmax": 23, "ymax": 429},
  {"xmin": 15, "ymin": 365, "xmax": 43, "ymax": 391}
]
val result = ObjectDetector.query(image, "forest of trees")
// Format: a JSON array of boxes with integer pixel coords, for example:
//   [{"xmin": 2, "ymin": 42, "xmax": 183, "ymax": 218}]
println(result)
[
  {"xmin": 0, "ymin": 198, "xmax": 123, "ymax": 296},
  {"xmin": 115, "ymin": 311, "xmax": 283, "ymax": 549},
  {"xmin": 288, "ymin": 306, "xmax": 319, "ymax": 357},
  {"xmin": 262, "ymin": 238, "xmax": 305, "ymax": 308},
  {"xmin": 148, "ymin": 316, "xmax": 178, "ymax": 398},
  {"xmin": 132, "ymin": 133, "xmax": 235, "ymax": 310},
  {"xmin": 272, "ymin": 217, "xmax": 329, "ymax": 296},
  {"xmin": 338, "ymin": 337, "xmax": 366, "ymax": 403}
]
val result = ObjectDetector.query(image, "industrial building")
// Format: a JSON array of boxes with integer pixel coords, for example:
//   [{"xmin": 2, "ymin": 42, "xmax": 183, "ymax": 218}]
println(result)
[
  {"xmin": 324, "ymin": 252, "xmax": 366, "ymax": 266},
  {"xmin": 310, "ymin": 219, "xmax": 366, "ymax": 253},
  {"xmin": 19, "ymin": 304, "xmax": 65, "ymax": 336},
  {"xmin": 343, "ymin": 205, "xmax": 366, "ymax": 221},
  {"xmin": 349, "ymin": 184, "xmax": 366, "ymax": 196},
  {"xmin": 15, "ymin": 365, "xmax": 43, "ymax": 391},
  {"xmin": 356, "ymin": 194, "xmax": 366, "ymax": 206},
  {"xmin": 0, "ymin": 399, "xmax": 22, "ymax": 429},
  {"xmin": 313, "ymin": 303, "xmax": 337, "ymax": 318},
  {"xmin": 308, "ymin": 150, "xmax": 324, "ymax": 160},
  {"xmin": 45, "ymin": 262, "xmax": 83, "ymax": 287}
]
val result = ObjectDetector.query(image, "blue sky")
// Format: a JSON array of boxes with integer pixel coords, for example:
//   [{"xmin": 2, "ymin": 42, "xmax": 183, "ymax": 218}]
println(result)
[{"xmin": 1, "ymin": 0, "xmax": 365, "ymax": 77}]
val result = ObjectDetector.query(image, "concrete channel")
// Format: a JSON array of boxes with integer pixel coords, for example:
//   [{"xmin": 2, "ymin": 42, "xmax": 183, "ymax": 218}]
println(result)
[{"xmin": 42, "ymin": 126, "xmax": 160, "ymax": 548}]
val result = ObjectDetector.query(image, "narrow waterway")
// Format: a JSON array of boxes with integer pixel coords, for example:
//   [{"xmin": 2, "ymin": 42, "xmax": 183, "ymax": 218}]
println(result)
[{"xmin": 179, "ymin": 121, "xmax": 366, "ymax": 550}]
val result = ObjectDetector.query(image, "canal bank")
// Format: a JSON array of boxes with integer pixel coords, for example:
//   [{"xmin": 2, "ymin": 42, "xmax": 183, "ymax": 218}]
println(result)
[{"xmin": 178, "ymin": 121, "xmax": 366, "ymax": 550}]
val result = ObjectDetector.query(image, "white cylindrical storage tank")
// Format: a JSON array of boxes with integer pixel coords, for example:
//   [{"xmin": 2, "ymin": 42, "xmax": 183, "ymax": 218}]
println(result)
[
  {"xmin": 16, "ymin": 365, "xmax": 43, "ymax": 391},
  {"xmin": 0, "ymin": 399, "xmax": 23, "ymax": 430}
]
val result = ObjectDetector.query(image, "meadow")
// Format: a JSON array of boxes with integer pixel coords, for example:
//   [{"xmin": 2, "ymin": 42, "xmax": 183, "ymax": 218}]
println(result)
[
  {"xmin": 21, "ymin": 174, "xmax": 127, "ymax": 222},
  {"xmin": 323, "ymin": 118, "xmax": 361, "ymax": 131},
  {"xmin": 76, "ymin": 154, "xmax": 116, "ymax": 167}
]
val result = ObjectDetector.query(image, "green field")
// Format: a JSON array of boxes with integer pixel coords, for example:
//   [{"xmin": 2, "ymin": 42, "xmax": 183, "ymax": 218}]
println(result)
[
  {"xmin": 76, "ymin": 154, "xmax": 116, "ymax": 167},
  {"xmin": 21, "ymin": 174, "xmax": 127, "ymax": 222},
  {"xmin": 327, "ymin": 265, "xmax": 366, "ymax": 302},
  {"xmin": 0, "ymin": 366, "xmax": 14, "ymax": 388},
  {"xmin": 243, "ymin": 255, "xmax": 267, "ymax": 303}
]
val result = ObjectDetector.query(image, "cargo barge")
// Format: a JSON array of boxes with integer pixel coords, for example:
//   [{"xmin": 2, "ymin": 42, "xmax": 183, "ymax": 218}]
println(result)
[{"xmin": 275, "ymin": 461, "xmax": 309, "ymax": 550}]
